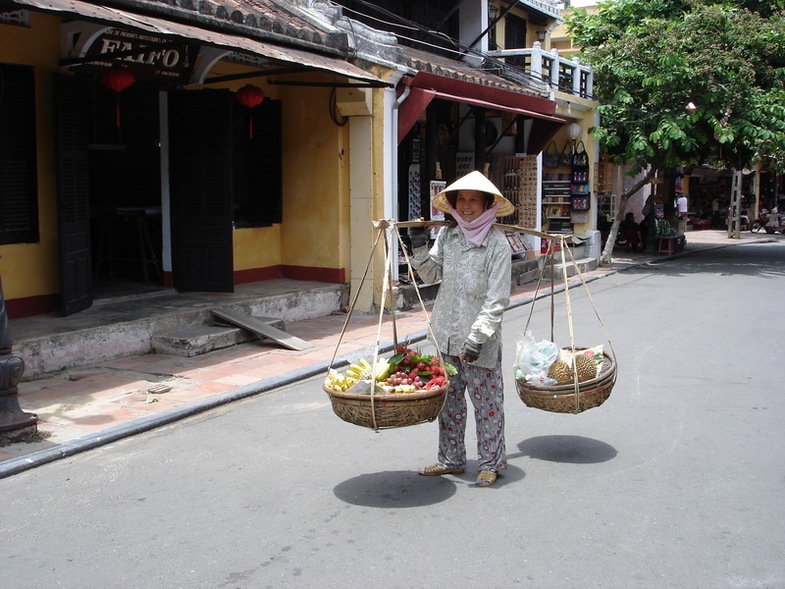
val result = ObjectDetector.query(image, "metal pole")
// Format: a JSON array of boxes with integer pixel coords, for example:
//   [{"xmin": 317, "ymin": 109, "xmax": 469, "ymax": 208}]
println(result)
[
  {"xmin": 0, "ymin": 276, "xmax": 38, "ymax": 439},
  {"xmin": 727, "ymin": 170, "xmax": 742, "ymax": 239}
]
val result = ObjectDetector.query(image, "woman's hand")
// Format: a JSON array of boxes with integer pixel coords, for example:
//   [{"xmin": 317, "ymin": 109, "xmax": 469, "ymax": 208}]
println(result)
[
  {"xmin": 408, "ymin": 226, "xmax": 429, "ymax": 249},
  {"xmin": 460, "ymin": 340, "xmax": 482, "ymax": 363}
]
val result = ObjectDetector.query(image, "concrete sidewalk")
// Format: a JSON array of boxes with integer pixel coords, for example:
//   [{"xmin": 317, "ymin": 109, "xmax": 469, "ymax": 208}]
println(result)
[{"xmin": 0, "ymin": 229, "xmax": 773, "ymax": 477}]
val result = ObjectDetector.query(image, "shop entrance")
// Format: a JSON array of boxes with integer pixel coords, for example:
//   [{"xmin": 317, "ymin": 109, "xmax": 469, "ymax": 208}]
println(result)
[
  {"xmin": 54, "ymin": 74, "xmax": 165, "ymax": 315},
  {"xmin": 88, "ymin": 83, "xmax": 164, "ymax": 298},
  {"xmin": 54, "ymin": 74, "xmax": 275, "ymax": 314}
]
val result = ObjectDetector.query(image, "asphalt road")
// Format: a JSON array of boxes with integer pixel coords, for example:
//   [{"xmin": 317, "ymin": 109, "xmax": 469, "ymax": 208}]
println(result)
[{"xmin": 2, "ymin": 241, "xmax": 784, "ymax": 589}]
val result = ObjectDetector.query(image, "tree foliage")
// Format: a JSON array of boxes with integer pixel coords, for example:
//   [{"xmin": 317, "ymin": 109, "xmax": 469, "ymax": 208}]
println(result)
[
  {"xmin": 568, "ymin": 0, "xmax": 785, "ymax": 172},
  {"xmin": 565, "ymin": 0, "xmax": 785, "ymax": 261}
]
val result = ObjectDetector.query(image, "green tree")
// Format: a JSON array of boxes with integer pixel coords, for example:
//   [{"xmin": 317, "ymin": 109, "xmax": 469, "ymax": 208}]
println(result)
[{"xmin": 566, "ymin": 0, "xmax": 785, "ymax": 262}]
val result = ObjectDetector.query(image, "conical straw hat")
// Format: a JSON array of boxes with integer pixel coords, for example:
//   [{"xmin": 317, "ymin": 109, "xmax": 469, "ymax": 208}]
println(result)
[{"xmin": 432, "ymin": 170, "xmax": 515, "ymax": 217}]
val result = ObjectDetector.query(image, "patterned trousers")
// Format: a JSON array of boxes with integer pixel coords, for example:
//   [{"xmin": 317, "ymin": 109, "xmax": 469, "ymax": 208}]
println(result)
[{"xmin": 437, "ymin": 353, "xmax": 507, "ymax": 472}]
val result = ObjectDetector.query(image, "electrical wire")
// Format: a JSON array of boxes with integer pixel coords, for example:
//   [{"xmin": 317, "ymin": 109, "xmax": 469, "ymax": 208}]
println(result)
[
  {"xmin": 338, "ymin": 3, "xmax": 420, "ymax": 32},
  {"xmin": 330, "ymin": 0, "xmax": 596, "ymax": 101},
  {"xmin": 329, "ymin": 86, "xmax": 348, "ymax": 127},
  {"xmin": 334, "ymin": 1, "xmax": 576, "ymax": 92}
]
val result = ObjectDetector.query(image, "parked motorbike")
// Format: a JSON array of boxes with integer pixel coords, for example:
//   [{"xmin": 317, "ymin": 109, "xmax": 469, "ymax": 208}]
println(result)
[{"xmin": 751, "ymin": 209, "xmax": 785, "ymax": 234}]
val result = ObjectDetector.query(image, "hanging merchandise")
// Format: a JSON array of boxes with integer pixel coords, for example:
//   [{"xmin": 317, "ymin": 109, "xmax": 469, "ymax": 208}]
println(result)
[
  {"xmin": 559, "ymin": 141, "xmax": 573, "ymax": 167},
  {"xmin": 513, "ymin": 236, "xmax": 617, "ymax": 413},
  {"xmin": 542, "ymin": 141, "xmax": 560, "ymax": 169},
  {"xmin": 571, "ymin": 140, "xmax": 588, "ymax": 166},
  {"xmin": 236, "ymin": 84, "xmax": 265, "ymax": 139},
  {"xmin": 99, "ymin": 66, "xmax": 134, "ymax": 128}
]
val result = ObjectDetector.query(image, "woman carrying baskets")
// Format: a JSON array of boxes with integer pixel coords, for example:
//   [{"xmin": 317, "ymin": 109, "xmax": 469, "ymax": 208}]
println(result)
[{"xmin": 408, "ymin": 171, "xmax": 514, "ymax": 487}]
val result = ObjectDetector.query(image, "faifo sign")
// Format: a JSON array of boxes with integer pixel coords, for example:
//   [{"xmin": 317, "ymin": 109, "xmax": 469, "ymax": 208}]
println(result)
[{"xmin": 82, "ymin": 28, "xmax": 197, "ymax": 84}]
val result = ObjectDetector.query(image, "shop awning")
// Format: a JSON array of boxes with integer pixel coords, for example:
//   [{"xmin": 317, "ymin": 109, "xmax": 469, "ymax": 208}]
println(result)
[
  {"xmin": 398, "ymin": 72, "xmax": 565, "ymax": 153},
  {"xmin": 11, "ymin": 0, "xmax": 388, "ymax": 86}
]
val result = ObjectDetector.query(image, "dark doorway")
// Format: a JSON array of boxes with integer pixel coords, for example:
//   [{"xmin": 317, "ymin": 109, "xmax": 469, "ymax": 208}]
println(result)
[{"xmin": 89, "ymin": 83, "xmax": 164, "ymax": 297}]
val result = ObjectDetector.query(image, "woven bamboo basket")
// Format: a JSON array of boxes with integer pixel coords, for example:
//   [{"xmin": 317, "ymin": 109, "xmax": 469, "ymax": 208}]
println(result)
[
  {"xmin": 324, "ymin": 384, "xmax": 447, "ymax": 430},
  {"xmin": 515, "ymin": 351, "xmax": 616, "ymax": 414}
]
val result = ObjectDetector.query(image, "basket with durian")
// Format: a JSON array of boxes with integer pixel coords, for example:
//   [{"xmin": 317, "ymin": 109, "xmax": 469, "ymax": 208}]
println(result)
[{"xmin": 513, "ymin": 331, "xmax": 616, "ymax": 414}]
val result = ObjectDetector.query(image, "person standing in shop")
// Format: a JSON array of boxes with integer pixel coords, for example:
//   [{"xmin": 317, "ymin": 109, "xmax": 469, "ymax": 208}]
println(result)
[{"xmin": 407, "ymin": 170, "xmax": 513, "ymax": 487}]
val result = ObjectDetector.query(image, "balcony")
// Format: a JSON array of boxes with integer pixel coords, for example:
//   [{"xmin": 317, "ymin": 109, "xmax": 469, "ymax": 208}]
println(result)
[
  {"xmin": 518, "ymin": 0, "xmax": 563, "ymax": 20},
  {"xmin": 485, "ymin": 42, "xmax": 593, "ymax": 100}
]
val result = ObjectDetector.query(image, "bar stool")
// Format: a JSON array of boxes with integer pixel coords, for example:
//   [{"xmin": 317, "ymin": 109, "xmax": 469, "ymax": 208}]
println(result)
[{"xmin": 96, "ymin": 207, "xmax": 162, "ymax": 283}]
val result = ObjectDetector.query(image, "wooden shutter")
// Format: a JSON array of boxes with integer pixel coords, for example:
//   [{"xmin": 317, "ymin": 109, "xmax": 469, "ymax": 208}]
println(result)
[
  {"xmin": 169, "ymin": 89, "xmax": 234, "ymax": 292},
  {"xmin": 53, "ymin": 73, "xmax": 93, "ymax": 315}
]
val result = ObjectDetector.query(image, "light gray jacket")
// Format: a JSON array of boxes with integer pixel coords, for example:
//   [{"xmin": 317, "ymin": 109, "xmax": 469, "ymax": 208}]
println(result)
[{"xmin": 412, "ymin": 225, "xmax": 511, "ymax": 369}]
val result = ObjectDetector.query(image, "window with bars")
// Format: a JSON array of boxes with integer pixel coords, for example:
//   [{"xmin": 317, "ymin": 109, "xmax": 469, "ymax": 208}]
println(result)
[
  {"xmin": 0, "ymin": 63, "xmax": 38, "ymax": 245},
  {"xmin": 504, "ymin": 14, "xmax": 529, "ymax": 68}
]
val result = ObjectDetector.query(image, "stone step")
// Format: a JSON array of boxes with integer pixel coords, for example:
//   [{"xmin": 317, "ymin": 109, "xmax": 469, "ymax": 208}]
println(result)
[
  {"xmin": 511, "ymin": 256, "xmax": 541, "ymax": 286},
  {"xmin": 152, "ymin": 317, "xmax": 286, "ymax": 357},
  {"xmin": 11, "ymin": 281, "xmax": 348, "ymax": 378}
]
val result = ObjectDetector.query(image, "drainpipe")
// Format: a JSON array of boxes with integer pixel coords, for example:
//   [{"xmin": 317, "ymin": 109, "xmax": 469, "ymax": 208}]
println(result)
[
  {"xmin": 0, "ymin": 273, "xmax": 38, "ymax": 442},
  {"xmin": 396, "ymin": 84, "xmax": 410, "ymax": 106}
]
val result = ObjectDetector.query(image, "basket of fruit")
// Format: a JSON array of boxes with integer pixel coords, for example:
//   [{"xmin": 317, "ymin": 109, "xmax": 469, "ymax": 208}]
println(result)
[
  {"xmin": 323, "ymin": 346, "xmax": 456, "ymax": 430},
  {"xmin": 515, "ymin": 346, "xmax": 616, "ymax": 414},
  {"xmin": 512, "ymin": 234, "xmax": 618, "ymax": 415}
]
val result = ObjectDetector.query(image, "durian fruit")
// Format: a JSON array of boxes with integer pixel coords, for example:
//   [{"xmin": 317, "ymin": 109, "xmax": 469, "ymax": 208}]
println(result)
[
  {"xmin": 547, "ymin": 354, "xmax": 598, "ymax": 384},
  {"xmin": 574, "ymin": 354, "xmax": 597, "ymax": 382},
  {"xmin": 547, "ymin": 359, "xmax": 573, "ymax": 384}
]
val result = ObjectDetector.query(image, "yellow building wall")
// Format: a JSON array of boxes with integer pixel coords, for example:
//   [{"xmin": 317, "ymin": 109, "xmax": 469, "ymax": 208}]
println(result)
[
  {"xmin": 177, "ymin": 63, "xmax": 348, "ymax": 277},
  {"xmin": 0, "ymin": 15, "xmax": 352, "ymax": 303},
  {"xmin": 202, "ymin": 66, "xmax": 348, "ymax": 276},
  {"xmin": 0, "ymin": 13, "xmax": 62, "ymax": 301},
  {"xmin": 278, "ymin": 83, "xmax": 348, "ymax": 273}
]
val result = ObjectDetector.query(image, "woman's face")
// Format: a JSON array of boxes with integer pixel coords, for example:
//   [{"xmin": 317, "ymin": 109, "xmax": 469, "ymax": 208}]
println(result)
[{"xmin": 454, "ymin": 190, "xmax": 489, "ymax": 223}]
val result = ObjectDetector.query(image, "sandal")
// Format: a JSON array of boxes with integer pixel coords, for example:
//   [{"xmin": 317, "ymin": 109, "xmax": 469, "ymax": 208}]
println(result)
[
  {"xmin": 418, "ymin": 464, "xmax": 465, "ymax": 476},
  {"xmin": 475, "ymin": 470, "xmax": 497, "ymax": 487}
]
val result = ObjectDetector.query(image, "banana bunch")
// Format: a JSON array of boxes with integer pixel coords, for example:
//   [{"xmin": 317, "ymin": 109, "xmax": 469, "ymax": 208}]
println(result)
[
  {"xmin": 346, "ymin": 358, "xmax": 373, "ymax": 381},
  {"xmin": 324, "ymin": 369, "xmax": 357, "ymax": 392},
  {"xmin": 326, "ymin": 358, "xmax": 395, "ymax": 393},
  {"xmin": 346, "ymin": 358, "xmax": 392, "ymax": 382}
]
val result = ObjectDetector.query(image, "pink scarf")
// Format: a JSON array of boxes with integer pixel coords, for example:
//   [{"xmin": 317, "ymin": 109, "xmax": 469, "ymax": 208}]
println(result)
[{"xmin": 449, "ymin": 204, "xmax": 499, "ymax": 246}]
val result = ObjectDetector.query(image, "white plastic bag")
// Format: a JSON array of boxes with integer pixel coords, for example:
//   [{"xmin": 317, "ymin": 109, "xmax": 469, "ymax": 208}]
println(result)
[{"xmin": 514, "ymin": 331, "xmax": 558, "ymax": 385}]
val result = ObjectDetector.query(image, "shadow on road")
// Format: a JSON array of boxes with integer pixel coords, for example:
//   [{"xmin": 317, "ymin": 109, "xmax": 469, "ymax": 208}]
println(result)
[
  {"xmin": 515, "ymin": 435, "xmax": 617, "ymax": 464},
  {"xmin": 334, "ymin": 470, "xmax": 458, "ymax": 507},
  {"xmin": 334, "ymin": 463, "xmax": 529, "ymax": 506}
]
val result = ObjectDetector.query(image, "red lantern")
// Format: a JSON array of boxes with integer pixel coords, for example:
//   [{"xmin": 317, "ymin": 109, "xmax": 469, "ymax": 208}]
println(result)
[
  {"xmin": 236, "ymin": 84, "xmax": 265, "ymax": 139},
  {"xmin": 100, "ymin": 66, "xmax": 135, "ymax": 128}
]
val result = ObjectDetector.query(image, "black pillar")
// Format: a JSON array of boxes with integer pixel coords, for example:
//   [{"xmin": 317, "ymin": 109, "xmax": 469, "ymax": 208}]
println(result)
[
  {"xmin": 0, "ymin": 278, "xmax": 37, "ymax": 436},
  {"xmin": 474, "ymin": 108, "xmax": 486, "ymax": 171}
]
